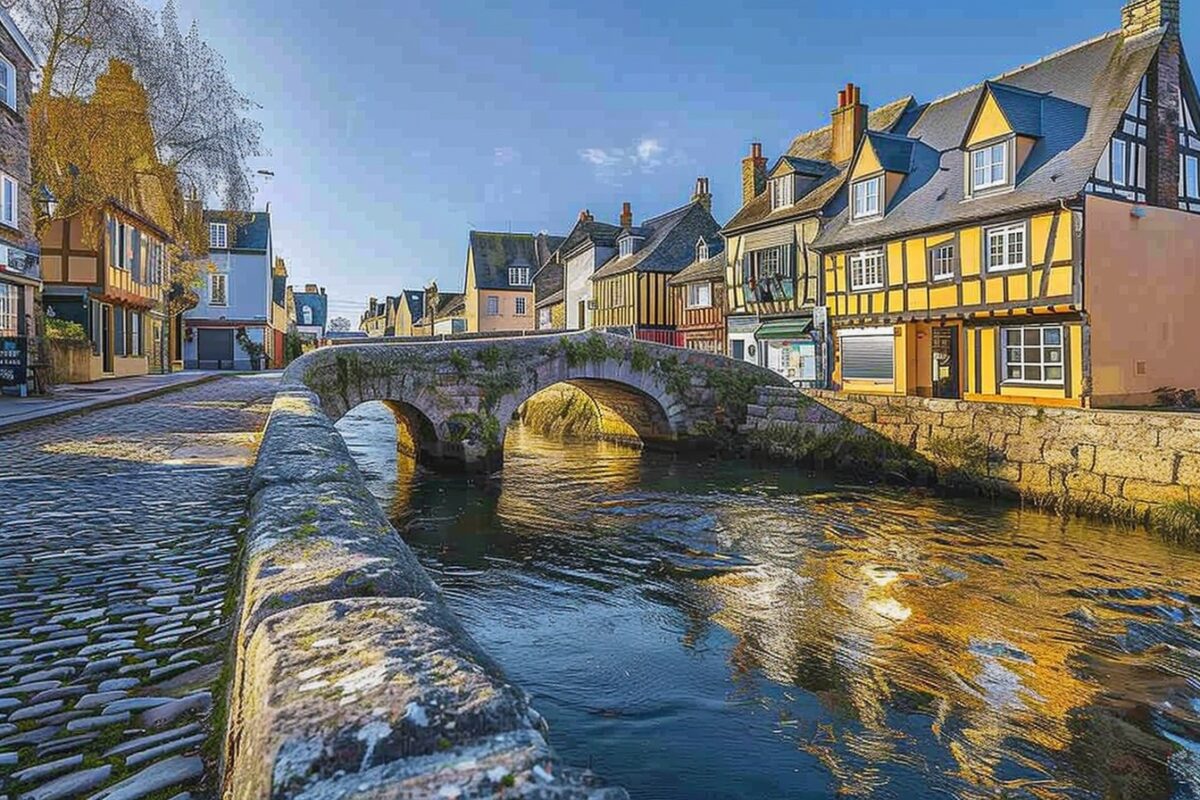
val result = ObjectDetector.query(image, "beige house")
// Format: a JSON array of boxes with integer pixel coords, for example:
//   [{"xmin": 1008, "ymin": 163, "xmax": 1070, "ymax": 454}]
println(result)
[{"xmin": 463, "ymin": 231, "xmax": 562, "ymax": 333}]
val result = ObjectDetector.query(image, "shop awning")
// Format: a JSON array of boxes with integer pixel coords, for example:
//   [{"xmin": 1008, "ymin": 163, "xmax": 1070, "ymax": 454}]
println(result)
[{"xmin": 756, "ymin": 319, "xmax": 813, "ymax": 341}]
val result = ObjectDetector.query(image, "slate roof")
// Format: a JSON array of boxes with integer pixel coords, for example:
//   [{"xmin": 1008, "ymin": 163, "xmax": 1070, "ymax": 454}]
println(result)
[
  {"xmin": 403, "ymin": 290, "xmax": 424, "ymax": 323},
  {"xmin": 469, "ymin": 231, "xmax": 557, "ymax": 290},
  {"xmin": 983, "ymin": 82, "xmax": 1048, "ymax": 139},
  {"xmin": 293, "ymin": 291, "xmax": 327, "ymax": 329},
  {"xmin": 205, "ymin": 210, "xmax": 271, "ymax": 252},
  {"xmin": 723, "ymin": 96, "xmax": 916, "ymax": 234},
  {"xmin": 590, "ymin": 202, "xmax": 721, "ymax": 281},
  {"xmin": 535, "ymin": 288, "xmax": 564, "ymax": 309},
  {"xmin": 816, "ymin": 28, "xmax": 1164, "ymax": 251},
  {"xmin": 553, "ymin": 218, "xmax": 623, "ymax": 261},
  {"xmin": 864, "ymin": 131, "xmax": 916, "ymax": 174},
  {"xmin": 668, "ymin": 250, "xmax": 727, "ymax": 286},
  {"xmin": 434, "ymin": 292, "xmax": 466, "ymax": 317},
  {"xmin": 271, "ymin": 274, "xmax": 286, "ymax": 306}
]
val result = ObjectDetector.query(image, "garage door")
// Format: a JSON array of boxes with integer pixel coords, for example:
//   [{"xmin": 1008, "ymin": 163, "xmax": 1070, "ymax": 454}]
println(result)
[
  {"xmin": 840, "ymin": 333, "xmax": 894, "ymax": 381},
  {"xmin": 196, "ymin": 329, "xmax": 235, "ymax": 368}
]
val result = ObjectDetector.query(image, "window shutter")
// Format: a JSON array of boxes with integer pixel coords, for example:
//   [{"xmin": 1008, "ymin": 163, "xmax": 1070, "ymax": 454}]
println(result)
[
  {"xmin": 841, "ymin": 335, "xmax": 894, "ymax": 381},
  {"xmin": 113, "ymin": 308, "xmax": 126, "ymax": 357},
  {"xmin": 131, "ymin": 229, "xmax": 142, "ymax": 282}
]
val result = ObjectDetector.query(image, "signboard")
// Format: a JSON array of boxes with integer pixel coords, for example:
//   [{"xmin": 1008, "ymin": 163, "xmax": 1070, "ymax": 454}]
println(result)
[{"xmin": 0, "ymin": 336, "xmax": 27, "ymax": 388}]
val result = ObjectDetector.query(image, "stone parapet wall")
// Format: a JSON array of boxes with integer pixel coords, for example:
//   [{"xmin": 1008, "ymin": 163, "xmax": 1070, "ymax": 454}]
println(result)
[
  {"xmin": 223, "ymin": 385, "xmax": 627, "ymax": 799},
  {"xmin": 746, "ymin": 387, "xmax": 1200, "ymax": 521}
]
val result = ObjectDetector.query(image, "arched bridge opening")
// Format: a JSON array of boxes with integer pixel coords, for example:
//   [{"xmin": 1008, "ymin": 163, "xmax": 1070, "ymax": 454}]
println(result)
[{"xmin": 515, "ymin": 379, "xmax": 674, "ymax": 450}]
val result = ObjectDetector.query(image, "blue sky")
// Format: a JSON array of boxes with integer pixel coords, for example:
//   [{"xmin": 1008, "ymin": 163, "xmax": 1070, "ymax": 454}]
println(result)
[{"xmin": 166, "ymin": 0, "xmax": 1199, "ymax": 323}]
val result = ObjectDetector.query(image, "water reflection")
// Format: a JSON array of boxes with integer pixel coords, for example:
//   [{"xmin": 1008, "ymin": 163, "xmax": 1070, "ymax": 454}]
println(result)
[{"xmin": 339, "ymin": 402, "xmax": 1200, "ymax": 800}]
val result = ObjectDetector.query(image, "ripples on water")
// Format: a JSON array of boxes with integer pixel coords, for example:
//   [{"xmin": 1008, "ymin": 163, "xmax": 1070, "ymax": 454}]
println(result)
[{"xmin": 338, "ymin": 401, "xmax": 1200, "ymax": 800}]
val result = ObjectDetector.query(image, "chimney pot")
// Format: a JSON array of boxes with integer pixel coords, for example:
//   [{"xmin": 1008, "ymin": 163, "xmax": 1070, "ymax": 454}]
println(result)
[{"xmin": 838, "ymin": 89, "xmax": 847, "ymax": 108}]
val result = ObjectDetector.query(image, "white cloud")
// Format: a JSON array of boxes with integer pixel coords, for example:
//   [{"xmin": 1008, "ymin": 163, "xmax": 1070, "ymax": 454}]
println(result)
[
  {"xmin": 493, "ymin": 146, "xmax": 519, "ymax": 167},
  {"xmin": 578, "ymin": 137, "xmax": 672, "ymax": 183}
]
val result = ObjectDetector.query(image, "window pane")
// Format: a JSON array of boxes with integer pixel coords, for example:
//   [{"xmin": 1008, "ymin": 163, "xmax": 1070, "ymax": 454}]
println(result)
[
  {"xmin": 1042, "ymin": 328, "xmax": 1061, "ymax": 345},
  {"xmin": 1023, "ymin": 329, "xmax": 1040, "ymax": 345},
  {"xmin": 1045, "ymin": 366, "xmax": 1064, "ymax": 381},
  {"xmin": 1046, "ymin": 348, "xmax": 1062, "ymax": 363},
  {"xmin": 1007, "ymin": 365, "xmax": 1023, "ymax": 379},
  {"xmin": 1024, "ymin": 366, "xmax": 1042, "ymax": 382},
  {"xmin": 1005, "ymin": 330, "xmax": 1022, "ymax": 347}
]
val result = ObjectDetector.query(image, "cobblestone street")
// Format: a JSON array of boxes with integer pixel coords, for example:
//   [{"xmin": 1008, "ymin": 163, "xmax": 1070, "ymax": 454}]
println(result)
[{"xmin": 0, "ymin": 375, "xmax": 278, "ymax": 800}]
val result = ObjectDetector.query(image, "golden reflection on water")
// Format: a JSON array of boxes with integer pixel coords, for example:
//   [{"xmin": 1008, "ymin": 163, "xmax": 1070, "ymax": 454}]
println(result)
[
  {"xmin": 338, "ymin": 403, "xmax": 1200, "ymax": 800},
  {"xmin": 696, "ymin": 494, "xmax": 1200, "ymax": 798}
]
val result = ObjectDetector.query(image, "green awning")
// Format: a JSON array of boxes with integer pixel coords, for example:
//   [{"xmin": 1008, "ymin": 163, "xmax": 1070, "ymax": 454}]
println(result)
[{"xmin": 755, "ymin": 319, "xmax": 813, "ymax": 341}]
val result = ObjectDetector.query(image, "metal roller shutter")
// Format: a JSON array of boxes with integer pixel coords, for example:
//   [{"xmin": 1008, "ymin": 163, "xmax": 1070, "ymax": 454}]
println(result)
[{"xmin": 841, "ymin": 335, "xmax": 894, "ymax": 381}]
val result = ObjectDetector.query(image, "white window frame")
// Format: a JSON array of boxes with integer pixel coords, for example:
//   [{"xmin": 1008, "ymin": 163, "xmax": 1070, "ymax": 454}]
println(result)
[
  {"xmin": 930, "ymin": 244, "xmax": 955, "ymax": 282},
  {"xmin": 770, "ymin": 176, "xmax": 794, "ymax": 210},
  {"xmin": 697, "ymin": 239, "xmax": 709, "ymax": 261},
  {"xmin": 985, "ymin": 223, "xmax": 1026, "ymax": 272},
  {"xmin": 686, "ymin": 282, "xmax": 712, "ymax": 309},
  {"xmin": 1182, "ymin": 154, "xmax": 1200, "ymax": 200},
  {"xmin": 515, "ymin": 296, "xmax": 527, "ymax": 315},
  {"xmin": 129, "ymin": 311, "xmax": 141, "ymax": 356},
  {"xmin": 1002, "ymin": 325, "xmax": 1065, "ymax": 386},
  {"xmin": 0, "ymin": 172, "xmax": 17, "ymax": 229},
  {"xmin": 1111, "ymin": 138, "xmax": 1129, "ymax": 187},
  {"xmin": 851, "ymin": 176, "xmax": 882, "ymax": 220},
  {"xmin": 618, "ymin": 236, "xmax": 639, "ymax": 258},
  {"xmin": 0, "ymin": 282, "xmax": 17, "ymax": 335},
  {"xmin": 486, "ymin": 295, "xmax": 500, "ymax": 316},
  {"xmin": 849, "ymin": 249, "xmax": 885, "ymax": 291},
  {"xmin": 302, "ymin": 306, "xmax": 313, "ymax": 326},
  {"xmin": 209, "ymin": 272, "xmax": 228, "ymax": 307},
  {"xmin": 0, "ymin": 54, "xmax": 16, "ymax": 111},
  {"xmin": 971, "ymin": 141, "xmax": 1009, "ymax": 192},
  {"xmin": 209, "ymin": 222, "xmax": 228, "ymax": 250},
  {"xmin": 508, "ymin": 266, "xmax": 531, "ymax": 287}
]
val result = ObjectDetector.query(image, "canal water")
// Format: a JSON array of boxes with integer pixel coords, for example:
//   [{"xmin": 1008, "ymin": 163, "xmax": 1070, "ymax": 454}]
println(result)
[{"xmin": 337, "ymin": 401, "xmax": 1200, "ymax": 800}]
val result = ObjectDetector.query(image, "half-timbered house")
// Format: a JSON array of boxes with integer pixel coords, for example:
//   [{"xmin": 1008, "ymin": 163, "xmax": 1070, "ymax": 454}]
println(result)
[{"xmin": 815, "ymin": 0, "xmax": 1200, "ymax": 407}]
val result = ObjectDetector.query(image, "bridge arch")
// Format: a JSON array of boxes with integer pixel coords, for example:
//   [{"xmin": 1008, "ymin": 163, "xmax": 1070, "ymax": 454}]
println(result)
[{"xmin": 283, "ymin": 331, "xmax": 788, "ymax": 471}]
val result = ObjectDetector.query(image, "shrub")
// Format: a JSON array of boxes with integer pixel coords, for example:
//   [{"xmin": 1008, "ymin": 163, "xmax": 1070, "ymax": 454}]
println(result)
[{"xmin": 45, "ymin": 317, "xmax": 88, "ymax": 342}]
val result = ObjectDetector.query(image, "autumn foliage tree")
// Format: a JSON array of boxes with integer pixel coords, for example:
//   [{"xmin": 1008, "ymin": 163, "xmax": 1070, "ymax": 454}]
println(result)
[{"xmin": 6, "ymin": 0, "xmax": 262, "ymax": 255}]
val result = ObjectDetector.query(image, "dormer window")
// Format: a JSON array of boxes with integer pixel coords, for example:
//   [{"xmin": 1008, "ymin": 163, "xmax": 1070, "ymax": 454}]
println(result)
[
  {"xmin": 696, "ymin": 239, "xmax": 709, "ymax": 261},
  {"xmin": 770, "ymin": 176, "xmax": 794, "ymax": 210},
  {"xmin": 851, "ymin": 177, "xmax": 882, "ymax": 220},
  {"xmin": 971, "ymin": 141, "xmax": 1009, "ymax": 192},
  {"xmin": 619, "ymin": 236, "xmax": 641, "ymax": 258},
  {"xmin": 508, "ymin": 266, "xmax": 531, "ymax": 286}
]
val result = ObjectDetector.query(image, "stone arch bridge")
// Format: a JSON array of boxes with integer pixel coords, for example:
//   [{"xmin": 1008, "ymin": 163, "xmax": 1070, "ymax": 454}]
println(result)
[{"xmin": 282, "ymin": 331, "xmax": 789, "ymax": 469}]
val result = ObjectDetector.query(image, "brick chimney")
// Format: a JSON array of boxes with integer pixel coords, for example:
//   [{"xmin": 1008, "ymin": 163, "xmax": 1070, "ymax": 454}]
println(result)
[
  {"xmin": 831, "ymin": 83, "xmax": 868, "ymax": 166},
  {"xmin": 741, "ymin": 143, "xmax": 768, "ymax": 206},
  {"xmin": 690, "ymin": 177, "xmax": 713, "ymax": 213},
  {"xmin": 1124, "ymin": 0, "xmax": 1183, "ymax": 207},
  {"xmin": 578, "ymin": 209, "xmax": 593, "ymax": 223},
  {"xmin": 620, "ymin": 201, "xmax": 633, "ymax": 228},
  {"xmin": 1123, "ymin": 0, "xmax": 1179, "ymax": 36}
]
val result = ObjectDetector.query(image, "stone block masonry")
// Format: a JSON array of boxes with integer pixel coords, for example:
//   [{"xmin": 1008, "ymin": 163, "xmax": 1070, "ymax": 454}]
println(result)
[
  {"xmin": 224, "ymin": 385, "xmax": 627, "ymax": 798},
  {"xmin": 746, "ymin": 387, "xmax": 1200, "ymax": 524}
]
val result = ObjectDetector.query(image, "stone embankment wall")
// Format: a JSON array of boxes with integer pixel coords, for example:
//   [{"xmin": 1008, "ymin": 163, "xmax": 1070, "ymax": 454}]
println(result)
[
  {"xmin": 746, "ymin": 387, "xmax": 1200, "ymax": 522},
  {"xmin": 223, "ymin": 386, "xmax": 627, "ymax": 799}
]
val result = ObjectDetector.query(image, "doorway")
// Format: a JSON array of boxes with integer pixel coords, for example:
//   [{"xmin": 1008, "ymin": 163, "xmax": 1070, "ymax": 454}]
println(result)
[
  {"xmin": 932, "ymin": 326, "xmax": 960, "ymax": 399},
  {"xmin": 101, "ymin": 304, "xmax": 114, "ymax": 374},
  {"xmin": 578, "ymin": 300, "xmax": 586, "ymax": 331}
]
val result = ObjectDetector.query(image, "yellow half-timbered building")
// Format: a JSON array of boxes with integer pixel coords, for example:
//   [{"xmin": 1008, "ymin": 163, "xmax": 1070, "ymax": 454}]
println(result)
[{"xmin": 814, "ymin": 0, "xmax": 1200, "ymax": 407}]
